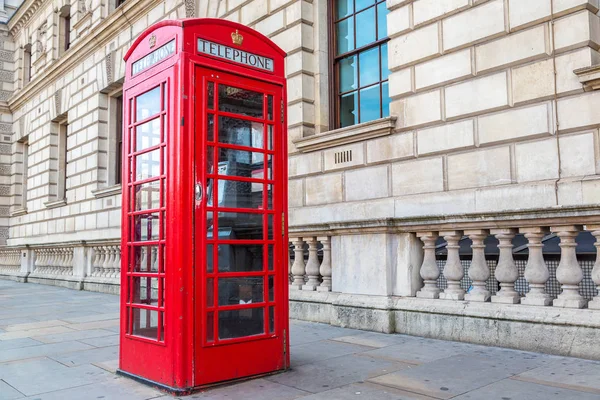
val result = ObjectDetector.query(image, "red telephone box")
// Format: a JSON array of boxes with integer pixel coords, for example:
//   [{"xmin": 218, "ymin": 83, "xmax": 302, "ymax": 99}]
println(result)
[{"xmin": 118, "ymin": 19, "xmax": 289, "ymax": 394}]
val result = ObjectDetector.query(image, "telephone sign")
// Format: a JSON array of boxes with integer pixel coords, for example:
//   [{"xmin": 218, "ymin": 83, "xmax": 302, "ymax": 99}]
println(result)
[{"xmin": 119, "ymin": 19, "xmax": 288, "ymax": 394}]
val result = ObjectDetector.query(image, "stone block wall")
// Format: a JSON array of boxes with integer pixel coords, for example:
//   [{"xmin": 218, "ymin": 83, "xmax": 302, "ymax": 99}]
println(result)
[{"xmin": 289, "ymin": 0, "xmax": 600, "ymax": 228}]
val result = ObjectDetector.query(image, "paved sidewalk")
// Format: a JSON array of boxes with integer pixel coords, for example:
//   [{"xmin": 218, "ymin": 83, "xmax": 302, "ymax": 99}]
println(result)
[{"xmin": 1, "ymin": 280, "xmax": 600, "ymax": 399}]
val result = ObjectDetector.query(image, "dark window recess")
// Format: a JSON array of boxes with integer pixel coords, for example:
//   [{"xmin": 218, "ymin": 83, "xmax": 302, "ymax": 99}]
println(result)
[
  {"xmin": 116, "ymin": 0, "xmax": 126, "ymax": 8},
  {"xmin": 64, "ymin": 16, "xmax": 71, "ymax": 51},
  {"xmin": 116, "ymin": 95, "xmax": 123, "ymax": 184},
  {"xmin": 331, "ymin": 0, "xmax": 390, "ymax": 128}
]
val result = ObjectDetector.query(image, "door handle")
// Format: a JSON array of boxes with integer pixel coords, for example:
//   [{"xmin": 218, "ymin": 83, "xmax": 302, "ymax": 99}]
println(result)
[{"xmin": 195, "ymin": 183, "xmax": 203, "ymax": 201}]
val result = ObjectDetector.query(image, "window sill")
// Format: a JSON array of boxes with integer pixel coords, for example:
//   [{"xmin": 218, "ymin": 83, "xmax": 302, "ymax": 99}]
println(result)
[
  {"xmin": 293, "ymin": 117, "xmax": 397, "ymax": 153},
  {"xmin": 575, "ymin": 64, "xmax": 600, "ymax": 91},
  {"xmin": 44, "ymin": 198, "xmax": 67, "ymax": 209},
  {"xmin": 92, "ymin": 184, "xmax": 122, "ymax": 199},
  {"xmin": 10, "ymin": 207, "xmax": 27, "ymax": 217}
]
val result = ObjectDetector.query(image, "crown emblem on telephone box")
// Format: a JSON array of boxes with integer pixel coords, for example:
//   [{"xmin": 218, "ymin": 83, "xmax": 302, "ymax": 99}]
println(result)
[
  {"xmin": 231, "ymin": 30, "xmax": 243, "ymax": 45},
  {"xmin": 149, "ymin": 34, "xmax": 157, "ymax": 48}
]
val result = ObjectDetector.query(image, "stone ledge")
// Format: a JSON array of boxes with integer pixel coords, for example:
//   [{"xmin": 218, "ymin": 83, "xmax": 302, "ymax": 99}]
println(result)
[
  {"xmin": 293, "ymin": 117, "xmax": 396, "ymax": 153},
  {"xmin": 92, "ymin": 184, "xmax": 122, "ymax": 199},
  {"xmin": 44, "ymin": 198, "xmax": 66, "ymax": 209},
  {"xmin": 10, "ymin": 207, "xmax": 27, "ymax": 217},
  {"xmin": 575, "ymin": 64, "xmax": 600, "ymax": 91}
]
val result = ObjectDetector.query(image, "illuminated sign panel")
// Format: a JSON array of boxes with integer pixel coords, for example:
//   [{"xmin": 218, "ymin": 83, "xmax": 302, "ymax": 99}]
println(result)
[
  {"xmin": 197, "ymin": 38, "xmax": 274, "ymax": 72},
  {"xmin": 132, "ymin": 40, "xmax": 176, "ymax": 75}
]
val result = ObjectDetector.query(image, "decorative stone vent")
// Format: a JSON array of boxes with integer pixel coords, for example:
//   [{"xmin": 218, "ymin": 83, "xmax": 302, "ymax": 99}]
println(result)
[{"xmin": 334, "ymin": 150, "xmax": 352, "ymax": 164}]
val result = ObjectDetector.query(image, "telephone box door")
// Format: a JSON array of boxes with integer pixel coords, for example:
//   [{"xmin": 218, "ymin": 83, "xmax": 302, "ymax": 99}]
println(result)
[{"xmin": 194, "ymin": 66, "xmax": 287, "ymax": 385}]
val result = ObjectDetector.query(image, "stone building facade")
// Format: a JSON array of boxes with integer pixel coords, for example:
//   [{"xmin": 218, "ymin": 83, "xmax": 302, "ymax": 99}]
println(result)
[{"xmin": 1, "ymin": 0, "xmax": 600, "ymax": 360}]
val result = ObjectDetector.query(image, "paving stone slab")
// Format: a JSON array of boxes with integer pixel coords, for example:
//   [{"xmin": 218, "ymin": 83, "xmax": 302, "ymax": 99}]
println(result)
[
  {"xmin": 452, "ymin": 377, "xmax": 600, "ymax": 400},
  {"xmin": 59, "ymin": 313, "xmax": 120, "ymax": 324},
  {"xmin": 512, "ymin": 358, "xmax": 600, "ymax": 394},
  {"xmin": 300, "ymin": 382, "xmax": 437, "ymax": 400},
  {"xmin": 0, "ymin": 338, "xmax": 44, "ymax": 352},
  {"xmin": 368, "ymin": 352, "xmax": 550, "ymax": 399},
  {"xmin": 289, "ymin": 321, "xmax": 365, "ymax": 346},
  {"xmin": 65, "ymin": 319, "xmax": 119, "ymax": 331},
  {"xmin": 267, "ymin": 353, "xmax": 411, "ymax": 394},
  {"xmin": 291, "ymin": 340, "xmax": 374, "ymax": 367},
  {"xmin": 360, "ymin": 338, "xmax": 475, "ymax": 365},
  {"xmin": 4, "ymin": 320, "xmax": 67, "ymax": 333},
  {"xmin": 180, "ymin": 378, "xmax": 309, "ymax": 399},
  {"xmin": 0, "ymin": 341, "xmax": 95, "ymax": 363},
  {"xmin": 49, "ymin": 345, "xmax": 119, "ymax": 367},
  {"xmin": 20, "ymin": 377, "xmax": 162, "ymax": 400},
  {"xmin": 0, "ymin": 327, "xmax": 76, "ymax": 341},
  {"xmin": 0, "ymin": 379, "xmax": 25, "ymax": 400},
  {"xmin": 330, "ymin": 332, "xmax": 412, "ymax": 349},
  {"xmin": 0, "ymin": 358, "xmax": 113, "ymax": 396},
  {"xmin": 78, "ymin": 334, "xmax": 119, "ymax": 348},
  {"xmin": 32, "ymin": 329, "xmax": 116, "ymax": 344}
]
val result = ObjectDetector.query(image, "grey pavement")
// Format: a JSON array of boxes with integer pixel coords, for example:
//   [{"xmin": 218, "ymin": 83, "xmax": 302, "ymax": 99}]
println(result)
[{"xmin": 1, "ymin": 280, "xmax": 600, "ymax": 399}]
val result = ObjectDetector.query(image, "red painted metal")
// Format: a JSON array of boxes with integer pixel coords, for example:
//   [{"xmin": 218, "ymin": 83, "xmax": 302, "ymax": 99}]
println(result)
[{"xmin": 120, "ymin": 19, "xmax": 288, "ymax": 394}]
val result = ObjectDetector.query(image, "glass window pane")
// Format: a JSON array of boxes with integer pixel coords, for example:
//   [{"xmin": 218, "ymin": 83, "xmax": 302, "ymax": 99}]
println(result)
[
  {"xmin": 336, "ymin": 17, "xmax": 354, "ymax": 55},
  {"xmin": 219, "ymin": 309, "xmax": 264, "ymax": 339},
  {"xmin": 340, "ymin": 92, "xmax": 358, "ymax": 128},
  {"xmin": 206, "ymin": 278, "xmax": 214, "ymax": 307},
  {"xmin": 218, "ymin": 277, "xmax": 264, "ymax": 306},
  {"xmin": 360, "ymin": 84, "xmax": 381, "ymax": 123},
  {"xmin": 377, "ymin": 2, "xmax": 388, "ymax": 40},
  {"xmin": 131, "ymin": 276, "xmax": 159, "ymax": 306},
  {"xmin": 207, "ymin": 82, "xmax": 214, "ymax": 110},
  {"xmin": 269, "ymin": 306, "xmax": 275, "ymax": 333},
  {"xmin": 356, "ymin": 0, "xmax": 376, "ymax": 12},
  {"xmin": 135, "ymin": 118, "xmax": 161, "ymax": 152},
  {"xmin": 216, "ymin": 148, "xmax": 264, "ymax": 180},
  {"xmin": 131, "ymin": 245, "xmax": 159, "ymax": 272},
  {"xmin": 132, "ymin": 308, "xmax": 158, "ymax": 339},
  {"xmin": 336, "ymin": 0, "xmax": 353, "ymax": 19},
  {"xmin": 339, "ymin": 55, "xmax": 357, "ymax": 93},
  {"xmin": 267, "ymin": 125, "xmax": 273, "ymax": 150},
  {"xmin": 217, "ymin": 212, "xmax": 264, "ymax": 240},
  {"xmin": 207, "ymin": 312, "xmax": 214, "ymax": 342},
  {"xmin": 207, "ymin": 114, "xmax": 214, "ymax": 142},
  {"xmin": 218, "ymin": 85, "xmax": 263, "ymax": 118},
  {"xmin": 136, "ymin": 87, "xmax": 161, "ymax": 121},
  {"xmin": 359, "ymin": 47, "xmax": 380, "ymax": 88},
  {"xmin": 382, "ymin": 81, "xmax": 390, "ymax": 118},
  {"xmin": 218, "ymin": 116, "xmax": 263, "ymax": 148},
  {"xmin": 135, "ymin": 148, "xmax": 161, "ymax": 181},
  {"xmin": 217, "ymin": 244, "xmax": 264, "ymax": 272},
  {"xmin": 133, "ymin": 212, "xmax": 160, "ymax": 241},
  {"xmin": 206, "ymin": 244, "xmax": 214, "ymax": 272},
  {"xmin": 381, "ymin": 43, "xmax": 389, "ymax": 81},
  {"xmin": 268, "ymin": 244, "xmax": 274, "ymax": 271},
  {"xmin": 134, "ymin": 180, "xmax": 161, "ymax": 211},
  {"xmin": 268, "ymin": 214, "xmax": 274, "ymax": 239},
  {"xmin": 267, "ymin": 95, "xmax": 273, "ymax": 120},
  {"xmin": 268, "ymin": 275, "xmax": 274, "ymax": 301},
  {"xmin": 267, "ymin": 184, "xmax": 273, "ymax": 209},
  {"xmin": 214, "ymin": 179, "xmax": 264, "ymax": 209},
  {"xmin": 356, "ymin": 7, "xmax": 376, "ymax": 48}
]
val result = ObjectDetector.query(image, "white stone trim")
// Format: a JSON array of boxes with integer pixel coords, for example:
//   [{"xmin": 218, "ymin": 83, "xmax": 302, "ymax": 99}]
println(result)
[
  {"xmin": 92, "ymin": 184, "xmax": 122, "ymax": 199},
  {"xmin": 44, "ymin": 198, "xmax": 66, "ymax": 209},
  {"xmin": 575, "ymin": 64, "xmax": 600, "ymax": 91},
  {"xmin": 293, "ymin": 117, "xmax": 397, "ymax": 153}
]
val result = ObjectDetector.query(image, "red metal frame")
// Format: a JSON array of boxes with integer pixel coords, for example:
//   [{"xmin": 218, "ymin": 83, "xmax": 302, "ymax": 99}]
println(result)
[{"xmin": 120, "ymin": 19, "xmax": 288, "ymax": 394}]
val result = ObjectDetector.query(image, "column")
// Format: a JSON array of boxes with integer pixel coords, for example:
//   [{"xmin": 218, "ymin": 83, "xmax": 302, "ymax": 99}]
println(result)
[
  {"xmin": 302, "ymin": 237, "xmax": 320, "ymax": 291},
  {"xmin": 521, "ymin": 227, "xmax": 552, "ymax": 306},
  {"xmin": 552, "ymin": 226, "xmax": 587, "ymax": 309},
  {"xmin": 290, "ymin": 237, "xmax": 306, "ymax": 290},
  {"xmin": 465, "ymin": 230, "xmax": 491, "ymax": 302},
  {"xmin": 317, "ymin": 236, "xmax": 332, "ymax": 292},
  {"xmin": 416, "ymin": 231, "xmax": 440, "ymax": 299},
  {"xmin": 439, "ymin": 231, "xmax": 464, "ymax": 300},
  {"xmin": 491, "ymin": 228, "xmax": 520, "ymax": 304},
  {"xmin": 588, "ymin": 226, "xmax": 600, "ymax": 310}
]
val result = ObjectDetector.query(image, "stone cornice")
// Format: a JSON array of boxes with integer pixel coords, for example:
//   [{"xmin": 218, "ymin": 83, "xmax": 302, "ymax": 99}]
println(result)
[
  {"xmin": 8, "ymin": 0, "xmax": 44, "ymax": 36},
  {"xmin": 293, "ymin": 117, "xmax": 397, "ymax": 153},
  {"xmin": 575, "ymin": 64, "xmax": 600, "ymax": 91},
  {"xmin": 8, "ymin": 0, "xmax": 162, "ymax": 112}
]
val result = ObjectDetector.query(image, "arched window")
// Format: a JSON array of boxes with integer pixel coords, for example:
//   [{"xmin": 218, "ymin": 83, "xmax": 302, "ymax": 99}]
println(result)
[{"xmin": 332, "ymin": 0, "xmax": 390, "ymax": 128}]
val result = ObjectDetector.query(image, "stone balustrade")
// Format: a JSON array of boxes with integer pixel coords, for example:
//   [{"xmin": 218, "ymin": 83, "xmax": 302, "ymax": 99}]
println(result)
[
  {"xmin": 0, "ymin": 248, "xmax": 21, "ymax": 275},
  {"xmin": 32, "ymin": 247, "xmax": 74, "ymax": 276},
  {"xmin": 89, "ymin": 245, "xmax": 121, "ymax": 279},
  {"xmin": 288, "ymin": 236, "xmax": 332, "ymax": 292},
  {"xmin": 414, "ymin": 225, "xmax": 600, "ymax": 309}
]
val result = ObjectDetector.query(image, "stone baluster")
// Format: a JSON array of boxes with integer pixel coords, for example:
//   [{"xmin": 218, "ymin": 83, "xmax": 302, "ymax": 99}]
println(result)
[
  {"xmin": 49, "ymin": 249, "xmax": 57, "ymax": 274},
  {"xmin": 303, "ymin": 237, "xmax": 321, "ymax": 291},
  {"xmin": 440, "ymin": 231, "xmax": 465, "ymax": 300},
  {"xmin": 520, "ymin": 227, "xmax": 552, "ymax": 306},
  {"xmin": 288, "ymin": 245, "xmax": 293, "ymax": 284},
  {"xmin": 465, "ymin": 230, "xmax": 491, "ymax": 302},
  {"xmin": 102, "ymin": 246, "xmax": 112, "ymax": 277},
  {"xmin": 98, "ymin": 247, "xmax": 107, "ymax": 276},
  {"xmin": 317, "ymin": 236, "xmax": 332, "ymax": 292},
  {"xmin": 290, "ymin": 237, "xmax": 306, "ymax": 290},
  {"xmin": 491, "ymin": 229, "xmax": 520, "ymax": 304},
  {"xmin": 34, "ymin": 249, "xmax": 42, "ymax": 272},
  {"xmin": 67, "ymin": 248, "xmax": 74, "ymax": 275},
  {"xmin": 553, "ymin": 226, "xmax": 587, "ymax": 309},
  {"xmin": 92, "ymin": 247, "xmax": 101, "ymax": 276},
  {"xmin": 105, "ymin": 247, "xmax": 114, "ymax": 277},
  {"xmin": 588, "ymin": 226, "xmax": 600, "ymax": 310},
  {"xmin": 416, "ymin": 231, "xmax": 440, "ymax": 299},
  {"xmin": 113, "ymin": 246, "xmax": 121, "ymax": 277}
]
